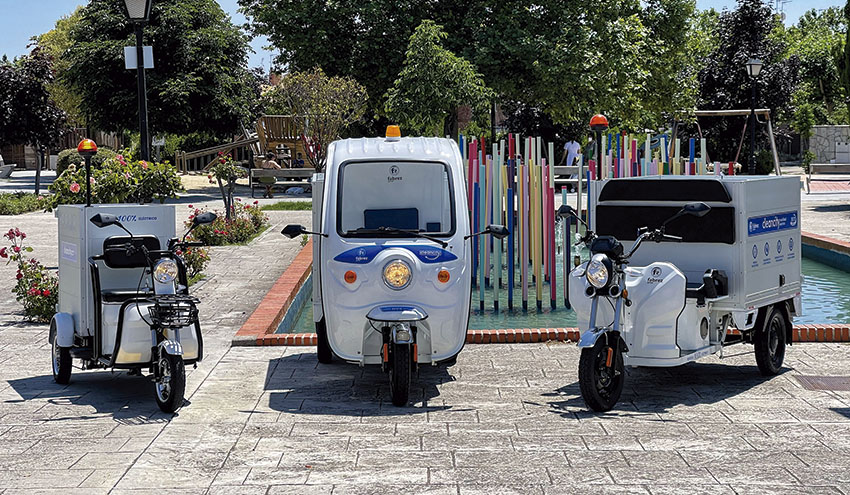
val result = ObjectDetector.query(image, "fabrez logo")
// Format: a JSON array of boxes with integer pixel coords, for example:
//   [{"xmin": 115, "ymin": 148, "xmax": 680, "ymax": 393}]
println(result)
[{"xmin": 651, "ymin": 267, "xmax": 662, "ymax": 277}]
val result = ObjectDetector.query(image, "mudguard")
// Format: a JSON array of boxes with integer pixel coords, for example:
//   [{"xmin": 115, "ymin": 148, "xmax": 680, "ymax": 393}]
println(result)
[
  {"xmin": 578, "ymin": 328, "xmax": 628, "ymax": 353},
  {"xmin": 159, "ymin": 339, "xmax": 184, "ymax": 356},
  {"xmin": 51, "ymin": 313, "xmax": 75, "ymax": 348}
]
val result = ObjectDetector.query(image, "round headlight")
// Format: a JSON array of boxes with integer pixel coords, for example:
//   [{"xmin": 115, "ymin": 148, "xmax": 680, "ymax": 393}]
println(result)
[
  {"xmin": 586, "ymin": 254, "xmax": 610, "ymax": 289},
  {"xmin": 383, "ymin": 260, "xmax": 412, "ymax": 290},
  {"xmin": 153, "ymin": 259, "xmax": 179, "ymax": 284}
]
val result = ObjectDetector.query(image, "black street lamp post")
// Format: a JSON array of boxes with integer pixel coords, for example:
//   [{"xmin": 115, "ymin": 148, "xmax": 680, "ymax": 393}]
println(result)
[
  {"xmin": 123, "ymin": 0, "xmax": 153, "ymax": 162},
  {"xmin": 746, "ymin": 58, "xmax": 763, "ymax": 175}
]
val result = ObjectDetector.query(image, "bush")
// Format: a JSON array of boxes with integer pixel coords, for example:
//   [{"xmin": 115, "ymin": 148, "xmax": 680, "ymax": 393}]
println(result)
[
  {"xmin": 755, "ymin": 149, "xmax": 775, "ymax": 175},
  {"xmin": 56, "ymin": 147, "xmax": 117, "ymax": 175},
  {"xmin": 178, "ymin": 243, "xmax": 210, "ymax": 279},
  {"xmin": 1, "ymin": 228, "xmax": 58, "ymax": 322},
  {"xmin": 0, "ymin": 193, "xmax": 45, "ymax": 215},
  {"xmin": 45, "ymin": 155, "xmax": 183, "ymax": 210},
  {"xmin": 186, "ymin": 200, "xmax": 269, "ymax": 246}
]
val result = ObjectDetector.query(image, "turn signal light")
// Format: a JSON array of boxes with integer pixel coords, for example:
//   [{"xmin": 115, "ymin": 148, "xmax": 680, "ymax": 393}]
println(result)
[
  {"xmin": 437, "ymin": 269, "xmax": 450, "ymax": 283},
  {"xmin": 344, "ymin": 270, "xmax": 357, "ymax": 284}
]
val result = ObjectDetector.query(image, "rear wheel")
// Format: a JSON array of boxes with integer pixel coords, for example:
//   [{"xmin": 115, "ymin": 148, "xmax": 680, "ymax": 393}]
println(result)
[
  {"xmin": 155, "ymin": 353, "xmax": 186, "ymax": 413},
  {"xmin": 389, "ymin": 343, "xmax": 411, "ymax": 407},
  {"xmin": 51, "ymin": 326, "xmax": 72, "ymax": 385},
  {"xmin": 578, "ymin": 337, "xmax": 624, "ymax": 412},
  {"xmin": 316, "ymin": 319, "xmax": 333, "ymax": 364},
  {"xmin": 754, "ymin": 306, "xmax": 786, "ymax": 376}
]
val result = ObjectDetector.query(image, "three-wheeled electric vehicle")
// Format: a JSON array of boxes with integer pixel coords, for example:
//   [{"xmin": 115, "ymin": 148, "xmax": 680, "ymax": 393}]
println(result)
[
  {"xmin": 565, "ymin": 176, "xmax": 802, "ymax": 411},
  {"xmin": 50, "ymin": 204, "xmax": 215, "ymax": 412},
  {"xmin": 283, "ymin": 127, "xmax": 507, "ymax": 406}
]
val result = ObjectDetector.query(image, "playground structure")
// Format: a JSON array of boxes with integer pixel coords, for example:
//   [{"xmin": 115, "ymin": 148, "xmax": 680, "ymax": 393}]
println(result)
[{"xmin": 461, "ymin": 119, "xmax": 783, "ymax": 314}]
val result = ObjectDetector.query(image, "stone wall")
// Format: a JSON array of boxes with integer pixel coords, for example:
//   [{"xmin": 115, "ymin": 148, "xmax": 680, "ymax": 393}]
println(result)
[{"xmin": 811, "ymin": 125, "xmax": 850, "ymax": 163}]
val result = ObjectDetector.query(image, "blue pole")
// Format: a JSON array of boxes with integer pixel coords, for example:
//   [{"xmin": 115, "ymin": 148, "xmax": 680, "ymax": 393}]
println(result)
[{"xmin": 473, "ymin": 183, "xmax": 479, "ymax": 287}]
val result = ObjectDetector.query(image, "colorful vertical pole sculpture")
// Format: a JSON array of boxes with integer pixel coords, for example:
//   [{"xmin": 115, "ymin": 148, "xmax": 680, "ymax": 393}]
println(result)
[
  {"xmin": 674, "ymin": 139, "xmax": 681, "ymax": 175},
  {"xmin": 700, "ymin": 138, "xmax": 708, "ymax": 175},
  {"xmin": 483, "ymin": 145, "xmax": 491, "ymax": 288},
  {"xmin": 562, "ymin": 186, "xmax": 570, "ymax": 309},
  {"xmin": 472, "ymin": 158, "xmax": 479, "ymax": 288},
  {"xmin": 520, "ymin": 145, "xmax": 529, "ymax": 311},
  {"xmin": 478, "ymin": 160, "xmax": 486, "ymax": 311},
  {"xmin": 644, "ymin": 134, "xmax": 651, "ymax": 176},
  {"xmin": 689, "ymin": 138, "xmax": 695, "ymax": 175},
  {"xmin": 493, "ymin": 143, "xmax": 502, "ymax": 312},
  {"xmin": 507, "ymin": 135, "xmax": 515, "ymax": 310},
  {"xmin": 533, "ymin": 141, "xmax": 543, "ymax": 310}
]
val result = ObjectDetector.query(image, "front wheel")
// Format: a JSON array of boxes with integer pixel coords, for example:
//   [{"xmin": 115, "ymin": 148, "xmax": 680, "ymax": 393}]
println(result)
[
  {"xmin": 155, "ymin": 353, "xmax": 186, "ymax": 413},
  {"xmin": 754, "ymin": 306, "xmax": 787, "ymax": 376},
  {"xmin": 578, "ymin": 337, "xmax": 625, "ymax": 412},
  {"xmin": 51, "ymin": 331, "xmax": 72, "ymax": 385},
  {"xmin": 389, "ymin": 343, "xmax": 411, "ymax": 407}
]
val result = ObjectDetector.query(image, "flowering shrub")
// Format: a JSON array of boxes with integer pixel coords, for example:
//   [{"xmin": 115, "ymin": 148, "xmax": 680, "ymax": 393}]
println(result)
[
  {"xmin": 186, "ymin": 200, "xmax": 269, "ymax": 246},
  {"xmin": 45, "ymin": 154, "xmax": 183, "ymax": 210},
  {"xmin": 56, "ymin": 147, "xmax": 117, "ymax": 175},
  {"xmin": 208, "ymin": 152, "xmax": 247, "ymax": 221},
  {"xmin": 1, "ymin": 229, "xmax": 58, "ymax": 322},
  {"xmin": 0, "ymin": 193, "xmax": 46, "ymax": 215},
  {"xmin": 177, "ymin": 243, "xmax": 210, "ymax": 280}
]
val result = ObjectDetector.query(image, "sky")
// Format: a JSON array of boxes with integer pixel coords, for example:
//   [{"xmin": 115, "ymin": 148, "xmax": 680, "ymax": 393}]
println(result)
[{"xmin": 0, "ymin": 0, "xmax": 843, "ymax": 68}]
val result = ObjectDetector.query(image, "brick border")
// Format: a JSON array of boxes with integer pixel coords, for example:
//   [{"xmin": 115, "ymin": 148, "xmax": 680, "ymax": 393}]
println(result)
[
  {"xmin": 234, "ymin": 235, "xmax": 850, "ymax": 347},
  {"xmin": 232, "ymin": 240, "xmax": 313, "ymax": 346}
]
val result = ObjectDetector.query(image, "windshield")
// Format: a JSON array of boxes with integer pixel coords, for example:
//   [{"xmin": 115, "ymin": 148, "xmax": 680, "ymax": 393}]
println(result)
[{"xmin": 337, "ymin": 160, "xmax": 455, "ymax": 238}]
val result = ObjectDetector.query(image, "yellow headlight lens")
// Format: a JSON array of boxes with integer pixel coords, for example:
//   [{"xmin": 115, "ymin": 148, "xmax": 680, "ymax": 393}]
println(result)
[
  {"xmin": 383, "ymin": 260, "xmax": 411, "ymax": 289},
  {"xmin": 153, "ymin": 259, "xmax": 179, "ymax": 284}
]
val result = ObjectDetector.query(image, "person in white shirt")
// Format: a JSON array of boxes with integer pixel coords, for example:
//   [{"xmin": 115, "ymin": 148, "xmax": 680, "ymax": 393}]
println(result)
[{"xmin": 560, "ymin": 138, "xmax": 582, "ymax": 192}]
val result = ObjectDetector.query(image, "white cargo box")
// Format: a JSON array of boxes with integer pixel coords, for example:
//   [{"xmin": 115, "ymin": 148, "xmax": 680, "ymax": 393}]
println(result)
[
  {"xmin": 589, "ymin": 176, "xmax": 802, "ymax": 324},
  {"xmin": 56, "ymin": 204, "xmax": 176, "ymax": 337}
]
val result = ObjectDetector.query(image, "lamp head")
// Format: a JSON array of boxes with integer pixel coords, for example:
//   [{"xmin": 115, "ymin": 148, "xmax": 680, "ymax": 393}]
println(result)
[
  {"xmin": 123, "ymin": 0, "xmax": 153, "ymax": 22},
  {"xmin": 746, "ymin": 58, "xmax": 763, "ymax": 78}
]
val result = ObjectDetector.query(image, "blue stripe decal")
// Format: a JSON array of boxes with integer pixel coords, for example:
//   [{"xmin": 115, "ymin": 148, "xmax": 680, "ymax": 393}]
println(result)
[{"xmin": 333, "ymin": 245, "xmax": 458, "ymax": 264}]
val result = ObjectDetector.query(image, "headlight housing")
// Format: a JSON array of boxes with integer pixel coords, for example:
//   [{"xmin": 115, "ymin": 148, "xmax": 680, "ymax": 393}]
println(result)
[
  {"xmin": 153, "ymin": 259, "xmax": 179, "ymax": 284},
  {"xmin": 383, "ymin": 260, "xmax": 412, "ymax": 290},
  {"xmin": 586, "ymin": 254, "xmax": 611, "ymax": 289}
]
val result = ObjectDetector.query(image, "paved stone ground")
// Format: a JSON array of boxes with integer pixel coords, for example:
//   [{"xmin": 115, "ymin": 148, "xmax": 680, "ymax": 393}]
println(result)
[{"xmin": 0, "ymin": 186, "xmax": 849, "ymax": 493}]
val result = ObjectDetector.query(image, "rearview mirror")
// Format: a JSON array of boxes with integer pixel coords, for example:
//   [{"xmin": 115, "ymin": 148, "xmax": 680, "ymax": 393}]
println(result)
[
  {"xmin": 89, "ymin": 213, "xmax": 120, "ymax": 229},
  {"xmin": 682, "ymin": 202, "xmax": 711, "ymax": 217},
  {"xmin": 193, "ymin": 212, "xmax": 217, "ymax": 226},
  {"xmin": 557, "ymin": 205, "xmax": 576, "ymax": 219},
  {"xmin": 281, "ymin": 224, "xmax": 306, "ymax": 238},
  {"xmin": 486, "ymin": 224, "xmax": 509, "ymax": 239}
]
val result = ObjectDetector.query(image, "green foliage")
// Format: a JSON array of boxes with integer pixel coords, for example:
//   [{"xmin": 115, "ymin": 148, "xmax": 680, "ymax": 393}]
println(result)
[
  {"xmin": 1, "ymin": 229, "xmax": 58, "ymax": 322},
  {"xmin": 0, "ymin": 193, "xmax": 45, "ymax": 215},
  {"xmin": 62, "ymin": 0, "xmax": 259, "ymax": 137},
  {"xmin": 178, "ymin": 244, "xmax": 210, "ymax": 279},
  {"xmin": 186, "ymin": 201, "xmax": 269, "ymax": 246},
  {"xmin": 35, "ymin": 8, "xmax": 85, "ymax": 126},
  {"xmin": 56, "ymin": 147, "xmax": 117, "ymax": 176},
  {"xmin": 385, "ymin": 21, "xmax": 492, "ymax": 136},
  {"xmin": 802, "ymin": 150, "xmax": 816, "ymax": 173},
  {"xmin": 261, "ymin": 68, "xmax": 367, "ymax": 171},
  {"xmin": 792, "ymin": 103, "xmax": 816, "ymax": 140},
  {"xmin": 207, "ymin": 152, "xmax": 247, "ymax": 220},
  {"xmin": 0, "ymin": 48, "xmax": 65, "ymax": 149},
  {"xmin": 755, "ymin": 149, "xmax": 775, "ymax": 175},
  {"xmin": 260, "ymin": 200, "xmax": 313, "ymax": 211},
  {"xmin": 45, "ymin": 156, "xmax": 183, "ymax": 210}
]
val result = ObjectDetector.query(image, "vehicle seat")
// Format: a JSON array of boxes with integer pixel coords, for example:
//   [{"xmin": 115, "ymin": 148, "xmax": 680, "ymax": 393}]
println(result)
[{"xmin": 685, "ymin": 269, "xmax": 729, "ymax": 305}]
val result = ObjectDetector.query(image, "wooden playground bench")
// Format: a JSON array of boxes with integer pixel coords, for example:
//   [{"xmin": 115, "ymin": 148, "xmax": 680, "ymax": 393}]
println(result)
[{"xmin": 249, "ymin": 168, "xmax": 315, "ymax": 197}]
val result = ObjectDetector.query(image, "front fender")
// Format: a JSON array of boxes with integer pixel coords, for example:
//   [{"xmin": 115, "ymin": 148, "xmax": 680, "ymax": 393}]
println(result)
[
  {"xmin": 577, "ymin": 328, "xmax": 628, "ymax": 353},
  {"xmin": 159, "ymin": 339, "xmax": 184, "ymax": 356},
  {"xmin": 51, "ymin": 313, "xmax": 75, "ymax": 348}
]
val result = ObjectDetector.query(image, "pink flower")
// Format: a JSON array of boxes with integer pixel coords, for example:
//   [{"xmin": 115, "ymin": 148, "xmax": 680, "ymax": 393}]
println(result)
[
  {"xmin": 13, "ymin": 246, "xmax": 20, "ymax": 253},
  {"xmin": 42, "ymin": 289, "xmax": 50, "ymax": 296},
  {"xmin": 0, "ymin": 248, "xmax": 7, "ymax": 258},
  {"xmin": 188, "ymin": 204, "xmax": 193, "ymax": 208},
  {"xmin": 70, "ymin": 182, "xmax": 81, "ymax": 193},
  {"xmin": 124, "ymin": 172, "xmax": 131, "ymax": 179},
  {"xmin": 116, "ymin": 155, "xmax": 124, "ymax": 161},
  {"xmin": 89, "ymin": 177, "xmax": 96, "ymax": 185},
  {"xmin": 141, "ymin": 161, "xmax": 149, "ymax": 169},
  {"xmin": 253, "ymin": 201, "xmax": 258, "ymax": 205},
  {"xmin": 175, "ymin": 249, "xmax": 183, "ymax": 255},
  {"xmin": 19, "ymin": 232, "xmax": 25, "ymax": 239},
  {"xmin": 15, "ymin": 272, "xmax": 22, "ymax": 280},
  {"xmin": 217, "ymin": 151, "xmax": 223, "ymax": 156},
  {"xmin": 235, "ymin": 198, "xmax": 241, "ymax": 202},
  {"xmin": 219, "ymin": 158, "xmax": 226, "ymax": 164}
]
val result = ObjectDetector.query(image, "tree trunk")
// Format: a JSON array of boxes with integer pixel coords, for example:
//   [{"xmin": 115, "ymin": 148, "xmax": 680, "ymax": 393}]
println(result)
[{"xmin": 217, "ymin": 177, "xmax": 231, "ymax": 221}]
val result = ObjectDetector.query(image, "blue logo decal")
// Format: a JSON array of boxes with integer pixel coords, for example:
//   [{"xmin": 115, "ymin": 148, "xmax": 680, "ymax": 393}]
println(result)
[
  {"xmin": 764, "ymin": 242, "xmax": 769, "ymax": 256},
  {"xmin": 380, "ymin": 306, "xmax": 415, "ymax": 312},
  {"xmin": 748, "ymin": 211, "xmax": 799, "ymax": 237},
  {"xmin": 777, "ymin": 239, "xmax": 782, "ymax": 253},
  {"xmin": 333, "ymin": 245, "xmax": 458, "ymax": 264}
]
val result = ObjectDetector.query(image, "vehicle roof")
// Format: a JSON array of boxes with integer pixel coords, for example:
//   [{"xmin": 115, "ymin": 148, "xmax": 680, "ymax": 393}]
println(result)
[{"xmin": 326, "ymin": 137, "xmax": 461, "ymax": 173}]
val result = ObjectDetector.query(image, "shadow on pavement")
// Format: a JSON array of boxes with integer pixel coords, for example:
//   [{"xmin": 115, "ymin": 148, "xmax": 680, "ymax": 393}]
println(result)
[
  {"xmin": 262, "ymin": 352, "xmax": 456, "ymax": 416},
  {"xmin": 812, "ymin": 204, "xmax": 850, "ymax": 213},
  {"xmin": 544, "ymin": 360, "xmax": 783, "ymax": 417},
  {"xmin": 6, "ymin": 371, "xmax": 170, "ymax": 424}
]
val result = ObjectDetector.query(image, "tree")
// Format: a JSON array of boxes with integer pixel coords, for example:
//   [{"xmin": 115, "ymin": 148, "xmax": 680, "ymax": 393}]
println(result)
[
  {"xmin": 0, "ymin": 48, "xmax": 66, "ymax": 150},
  {"xmin": 62, "ymin": 0, "xmax": 258, "ymax": 138},
  {"xmin": 695, "ymin": 0, "xmax": 799, "ymax": 169},
  {"xmin": 36, "ymin": 8, "xmax": 85, "ymax": 127},
  {"xmin": 385, "ymin": 21, "xmax": 492, "ymax": 136},
  {"xmin": 842, "ymin": 0, "xmax": 850, "ymax": 122},
  {"xmin": 261, "ymin": 68, "xmax": 367, "ymax": 172}
]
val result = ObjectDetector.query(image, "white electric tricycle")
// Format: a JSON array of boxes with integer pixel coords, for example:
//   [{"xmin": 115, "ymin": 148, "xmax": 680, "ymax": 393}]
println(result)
[
  {"xmin": 50, "ymin": 204, "xmax": 215, "ymax": 412},
  {"xmin": 565, "ymin": 176, "xmax": 802, "ymax": 411},
  {"xmin": 283, "ymin": 130, "xmax": 507, "ymax": 406}
]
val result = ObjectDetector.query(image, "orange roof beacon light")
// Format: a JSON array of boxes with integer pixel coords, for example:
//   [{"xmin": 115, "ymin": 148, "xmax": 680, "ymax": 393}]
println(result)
[
  {"xmin": 385, "ymin": 125, "xmax": 401, "ymax": 141},
  {"xmin": 589, "ymin": 114, "xmax": 609, "ymax": 131},
  {"xmin": 77, "ymin": 138, "xmax": 98, "ymax": 206},
  {"xmin": 77, "ymin": 138, "xmax": 98, "ymax": 156}
]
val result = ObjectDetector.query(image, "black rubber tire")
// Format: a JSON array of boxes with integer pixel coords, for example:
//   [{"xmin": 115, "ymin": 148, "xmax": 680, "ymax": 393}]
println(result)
[
  {"xmin": 316, "ymin": 319, "xmax": 333, "ymax": 364},
  {"xmin": 578, "ymin": 337, "xmax": 625, "ymax": 412},
  {"xmin": 389, "ymin": 343, "xmax": 411, "ymax": 407},
  {"xmin": 51, "ymin": 326, "xmax": 72, "ymax": 385},
  {"xmin": 155, "ymin": 353, "xmax": 186, "ymax": 413},
  {"xmin": 754, "ymin": 306, "xmax": 786, "ymax": 376}
]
